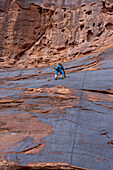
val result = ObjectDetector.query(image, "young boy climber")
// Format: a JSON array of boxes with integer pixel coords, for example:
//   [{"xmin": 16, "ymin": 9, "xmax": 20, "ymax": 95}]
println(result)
[{"xmin": 54, "ymin": 63, "xmax": 66, "ymax": 80}]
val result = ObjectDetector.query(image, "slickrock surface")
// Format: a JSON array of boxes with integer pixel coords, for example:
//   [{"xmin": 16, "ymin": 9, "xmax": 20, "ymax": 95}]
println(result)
[
  {"xmin": 0, "ymin": 47, "xmax": 113, "ymax": 169},
  {"xmin": 0, "ymin": 0, "xmax": 113, "ymax": 169},
  {"xmin": 0, "ymin": 0, "xmax": 113, "ymax": 68}
]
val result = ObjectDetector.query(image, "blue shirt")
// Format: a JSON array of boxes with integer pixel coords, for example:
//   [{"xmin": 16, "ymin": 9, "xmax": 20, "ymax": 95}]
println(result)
[{"xmin": 56, "ymin": 65, "xmax": 64, "ymax": 71}]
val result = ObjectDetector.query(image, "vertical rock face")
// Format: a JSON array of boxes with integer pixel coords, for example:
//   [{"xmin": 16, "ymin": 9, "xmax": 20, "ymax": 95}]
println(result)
[{"xmin": 0, "ymin": 0, "xmax": 113, "ymax": 68}]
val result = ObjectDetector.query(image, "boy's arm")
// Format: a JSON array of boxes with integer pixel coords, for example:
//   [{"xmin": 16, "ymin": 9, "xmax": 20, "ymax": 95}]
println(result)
[
  {"xmin": 61, "ymin": 65, "xmax": 66, "ymax": 77},
  {"xmin": 63, "ymin": 70, "xmax": 66, "ymax": 77}
]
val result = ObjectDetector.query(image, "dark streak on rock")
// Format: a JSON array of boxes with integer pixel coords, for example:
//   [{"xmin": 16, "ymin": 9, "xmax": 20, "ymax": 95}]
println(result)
[
  {"xmin": 81, "ymin": 89, "xmax": 113, "ymax": 95},
  {"xmin": 108, "ymin": 140, "xmax": 113, "ymax": 145},
  {"xmin": 7, "ymin": 143, "xmax": 44, "ymax": 154},
  {"xmin": 0, "ymin": 8, "xmax": 6, "ymax": 12}
]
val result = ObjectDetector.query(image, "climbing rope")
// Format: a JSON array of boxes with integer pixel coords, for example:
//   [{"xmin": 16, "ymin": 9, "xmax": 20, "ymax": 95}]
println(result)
[{"xmin": 68, "ymin": 70, "xmax": 87, "ymax": 170}]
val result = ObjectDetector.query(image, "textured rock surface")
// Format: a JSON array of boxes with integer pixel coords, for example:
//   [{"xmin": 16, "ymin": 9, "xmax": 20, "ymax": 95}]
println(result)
[
  {"xmin": 0, "ymin": 0, "xmax": 113, "ymax": 68},
  {"xmin": 0, "ymin": 0, "xmax": 113, "ymax": 169},
  {"xmin": 0, "ymin": 47, "xmax": 113, "ymax": 169}
]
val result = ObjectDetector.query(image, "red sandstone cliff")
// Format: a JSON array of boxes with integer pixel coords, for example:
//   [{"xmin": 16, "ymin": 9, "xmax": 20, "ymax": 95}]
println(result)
[{"xmin": 0, "ymin": 0, "xmax": 113, "ymax": 68}]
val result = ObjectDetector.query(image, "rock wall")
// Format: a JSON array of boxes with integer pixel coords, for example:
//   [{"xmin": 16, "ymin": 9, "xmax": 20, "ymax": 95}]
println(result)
[
  {"xmin": 0, "ymin": 47, "xmax": 113, "ymax": 170},
  {"xmin": 0, "ymin": 0, "xmax": 113, "ymax": 68}
]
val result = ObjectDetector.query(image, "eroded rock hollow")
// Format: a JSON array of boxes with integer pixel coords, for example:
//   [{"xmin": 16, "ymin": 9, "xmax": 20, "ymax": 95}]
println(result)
[{"xmin": 0, "ymin": 0, "xmax": 113, "ymax": 68}]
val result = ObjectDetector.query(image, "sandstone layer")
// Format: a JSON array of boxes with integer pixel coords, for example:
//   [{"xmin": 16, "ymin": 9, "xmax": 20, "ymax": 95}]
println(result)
[{"xmin": 0, "ymin": 0, "xmax": 113, "ymax": 68}]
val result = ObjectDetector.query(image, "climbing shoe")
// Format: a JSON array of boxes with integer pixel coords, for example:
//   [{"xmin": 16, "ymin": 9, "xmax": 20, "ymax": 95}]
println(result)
[{"xmin": 60, "ymin": 77, "xmax": 64, "ymax": 79}]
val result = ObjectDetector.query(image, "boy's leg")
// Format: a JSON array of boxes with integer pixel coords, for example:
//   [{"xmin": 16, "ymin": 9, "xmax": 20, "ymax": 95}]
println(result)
[
  {"xmin": 59, "ymin": 70, "xmax": 64, "ymax": 78},
  {"xmin": 55, "ymin": 68, "xmax": 58, "ymax": 79}
]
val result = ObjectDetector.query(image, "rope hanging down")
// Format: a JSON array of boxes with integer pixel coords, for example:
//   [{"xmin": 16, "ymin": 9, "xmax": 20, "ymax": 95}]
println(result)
[{"xmin": 68, "ymin": 71, "xmax": 87, "ymax": 170}]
